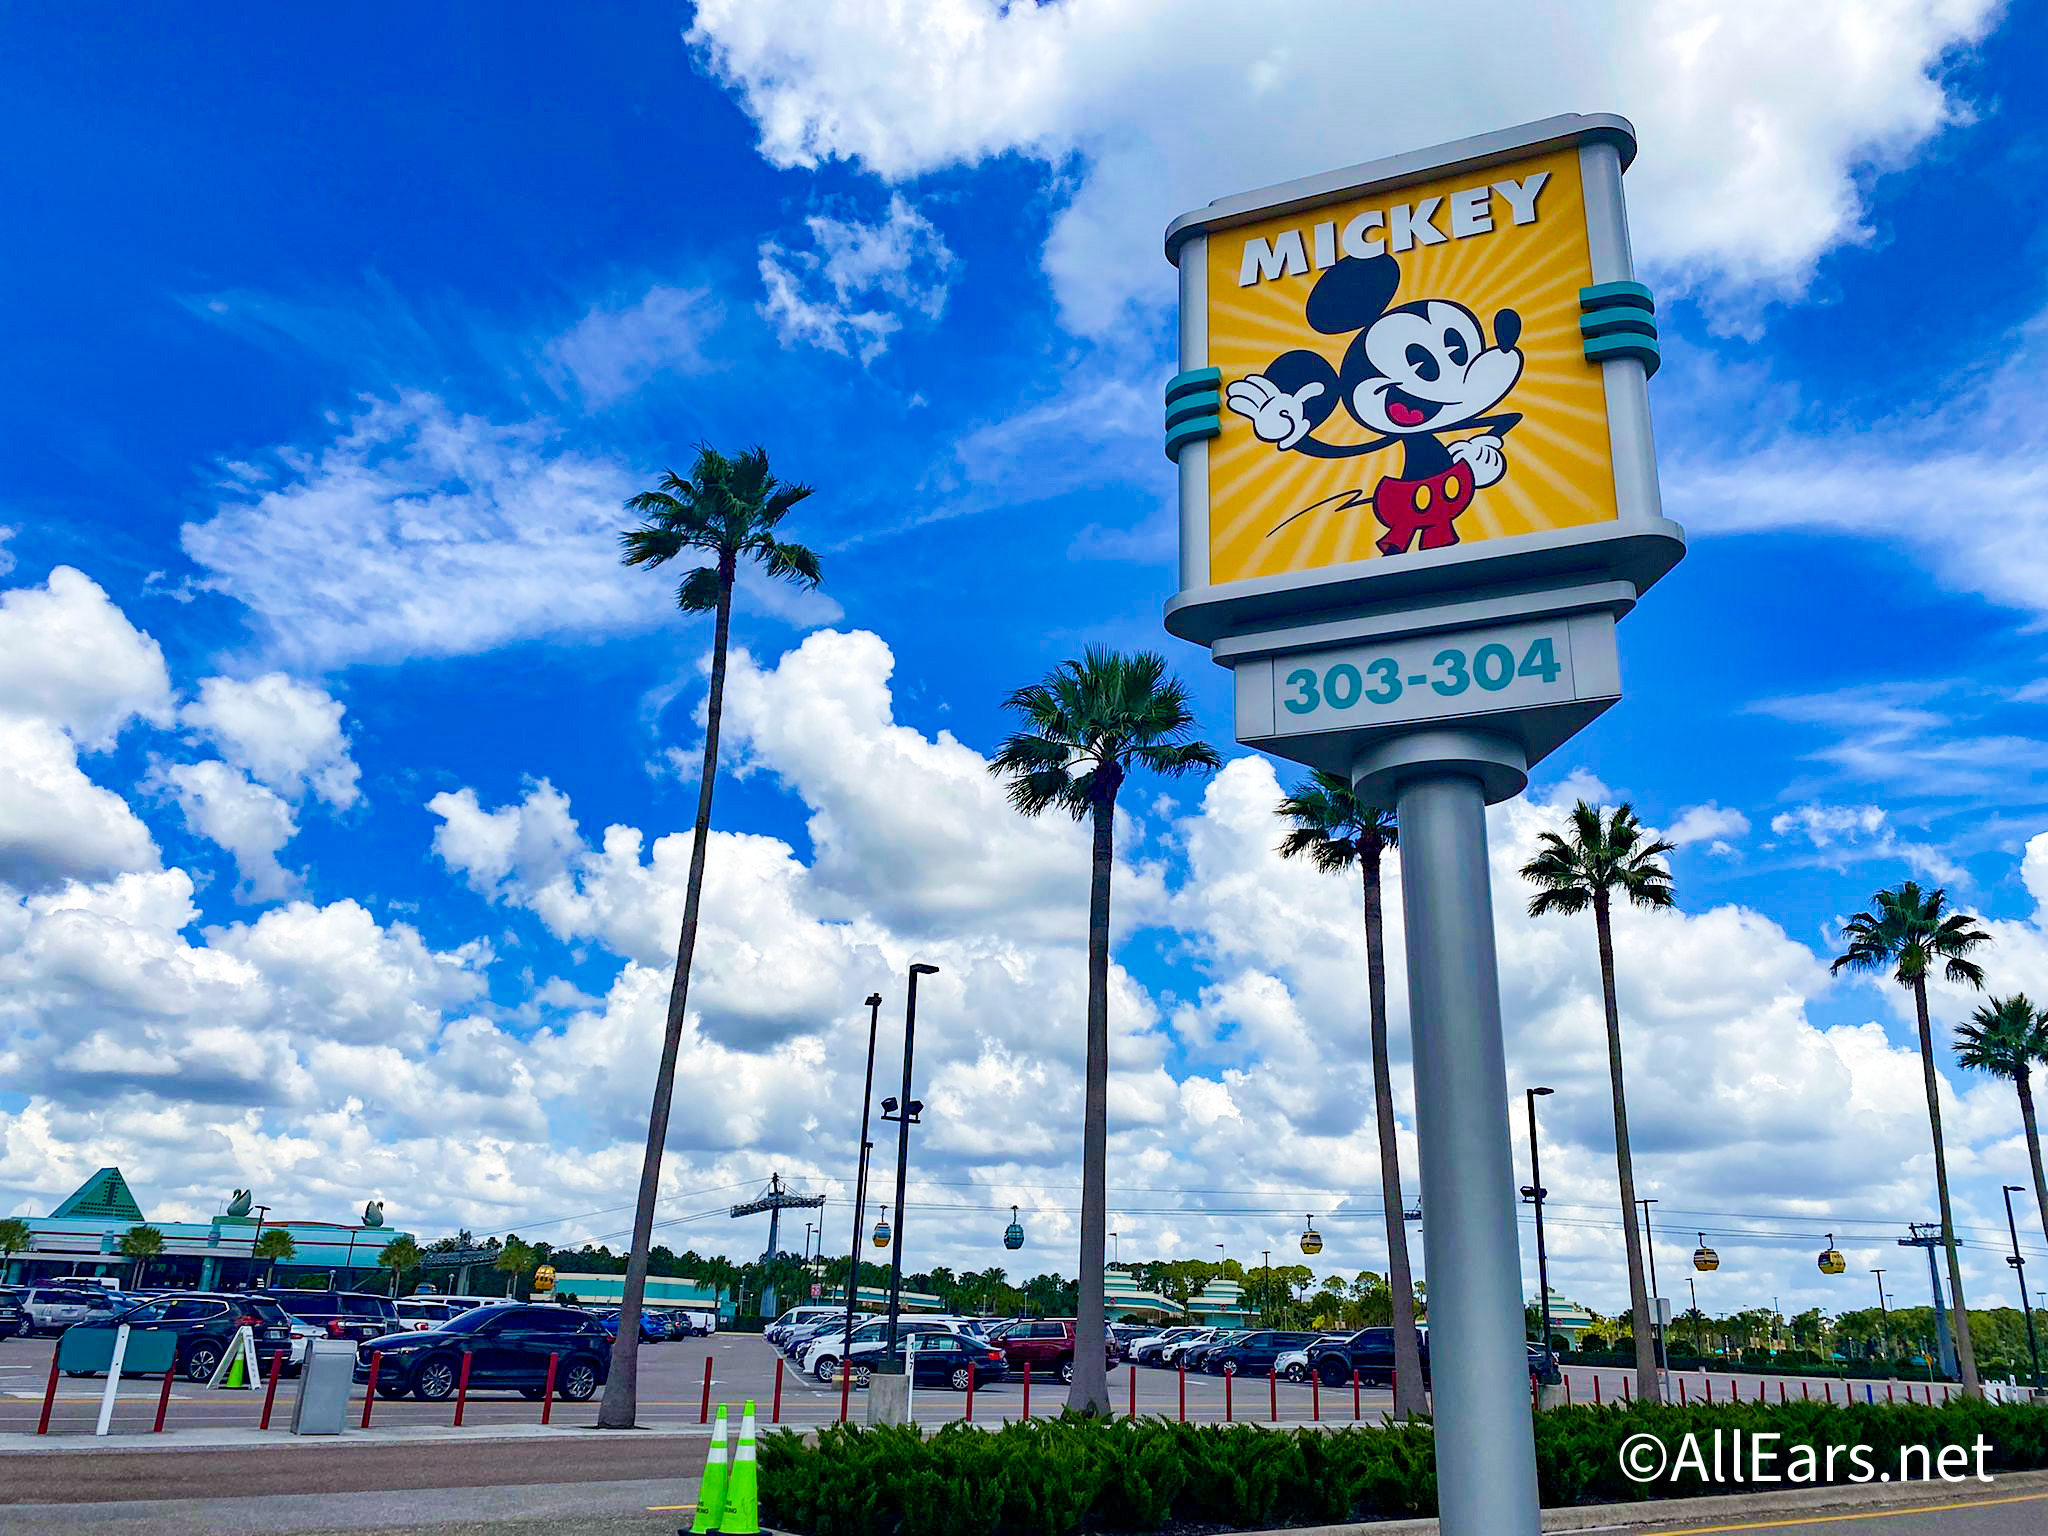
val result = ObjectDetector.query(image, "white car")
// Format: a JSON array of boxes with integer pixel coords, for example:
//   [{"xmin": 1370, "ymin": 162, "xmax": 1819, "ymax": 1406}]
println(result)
[
  {"xmin": 803, "ymin": 1317, "xmax": 978, "ymax": 1382},
  {"xmin": 22, "ymin": 1286, "xmax": 120, "ymax": 1336},
  {"xmin": 1276, "ymin": 1347, "xmax": 1312, "ymax": 1382},
  {"xmin": 766, "ymin": 1305, "xmax": 841, "ymax": 1348}
]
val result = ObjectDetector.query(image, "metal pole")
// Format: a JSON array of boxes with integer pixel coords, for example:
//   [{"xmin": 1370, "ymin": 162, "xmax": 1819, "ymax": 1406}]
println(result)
[
  {"xmin": 1872, "ymin": 1270, "xmax": 1888, "ymax": 1362},
  {"xmin": 1262, "ymin": 1250, "xmax": 1271, "ymax": 1327},
  {"xmin": 1393, "ymin": 765, "xmax": 1540, "ymax": 1536},
  {"xmin": 1638, "ymin": 1198, "xmax": 1666, "ymax": 1379},
  {"xmin": 2004, "ymin": 1186, "xmax": 2042, "ymax": 1392},
  {"xmin": 1524, "ymin": 1088, "xmax": 1553, "ymax": 1352},
  {"xmin": 883, "ymin": 964, "xmax": 938, "ymax": 1368},
  {"xmin": 844, "ymin": 993, "xmax": 883, "ymax": 1368}
]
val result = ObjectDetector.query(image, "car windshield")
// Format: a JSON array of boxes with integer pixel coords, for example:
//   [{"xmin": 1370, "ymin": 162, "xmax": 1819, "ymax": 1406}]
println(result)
[{"xmin": 426, "ymin": 1307, "xmax": 507, "ymax": 1334}]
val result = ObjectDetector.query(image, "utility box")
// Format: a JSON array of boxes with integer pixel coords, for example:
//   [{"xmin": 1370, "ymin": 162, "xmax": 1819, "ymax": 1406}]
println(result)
[{"xmin": 291, "ymin": 1338, "xmax": 358, "ymax": 1435}]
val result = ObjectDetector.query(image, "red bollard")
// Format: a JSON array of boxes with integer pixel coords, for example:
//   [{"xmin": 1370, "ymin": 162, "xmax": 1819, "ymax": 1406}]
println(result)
[
  {"xmin": 1704, "ymin": 1375, "xmax": 1712, "ymax": 1404},
  {"xmin": 154, "ymin": 1361, "xmax": 176, "ymax": 1433},
  {"xmin": 541, "ymin": 1353, "xmax": 558, "ymax": 1425},
  {"xmin": 1352, "ymin": 1368, "xmax": 1361, "ymax": 1421},
  {"xmin": 1225, "ymin": 1370, "xmax": 1233, "ymax": 1422},
  {"xmin": 260, "ymin": 1351, "xmax": 285, "ymax": 1431},
  {"xmin": 699, "ymin": 1357, "xmax": 713, "ymax": 1424},
  {"xmin": 452, "ymin": 1350, "xmax": 473, "ymax": 1427},
  {"xmin": 360, "ymin": 1352, "xmax": 382, "ymax": 1428},
  {"xmin": 1022, "ymin": 1363, "xmax": 1031, "ymax": 1421},
  {"xmin": 37, "ymin": 1344, "xmax": 60, "ymax": 1435},
  {"xmin": 1563, "ymin": 1374, "xmax": 1572, "ymax": 1407},
  {"xmin": 1269, "ymin": 1367, "xmax": 1277, "ymax": 1423},
  {"xmin": 1178, "ymin": 1363, "xmax": 1186, "ymax": 1422},
  {"xmin": 1678, "ymin": 1378, "xmax": 1687, "ymax": 1406},
  {"xmin": 1593, "ymin": 1375, "xmax": 1602, "ymax": 1406},
  {"xmin": 1887, "ymin": 1382, "xmax": 1895, "ymax": 1404},
  {"xmin": 1801, "ymin": 1380, "xmax": 1809, "ymax": 1402},
  {"xmin": 965, "ymin": 1362, "xmax": 974, "ymax": 1423},
  {"xmin": 1824, "ymin": 1381, "xmax": 1833, "ymax": 1405},
  {"xmin": 1128, "ymin": 1363, "xmax": 1136, "ymax": 1419},
  {"xmin": 772, "ymin": 1358, "xmax": 784, "ymax": 1426},
  {"xmin": 1312, "ymin": 1373, "xmax": 1320, "ymax": 1422},
  {"xmin": 1622, "ymin": 1375, "xmax": 1631, "ymax": 1403},
  {"xmin": 839, "ymin": 1355, "xmax": 851, "ymax": 1424}
]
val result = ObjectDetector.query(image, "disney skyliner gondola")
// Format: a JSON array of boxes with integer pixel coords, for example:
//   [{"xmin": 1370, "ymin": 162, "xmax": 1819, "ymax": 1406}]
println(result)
[
  {"xmin": 1004, "ymin": 1205, "xmax": 1025, "ymax": 1251},
  {"xmin": 871, "ymin": 1205, "xmax": 891, "ymax": 1249},
  {"xmin": 1300, "ymin": 1215, "xmax": 1322, "ymax": 1256}
]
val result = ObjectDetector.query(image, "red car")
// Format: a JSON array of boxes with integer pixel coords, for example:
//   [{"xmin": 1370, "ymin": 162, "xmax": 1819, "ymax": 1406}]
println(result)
[{"xmin": 991, "ymin": 1319, "xmax": 1118, "ymax": 1385}]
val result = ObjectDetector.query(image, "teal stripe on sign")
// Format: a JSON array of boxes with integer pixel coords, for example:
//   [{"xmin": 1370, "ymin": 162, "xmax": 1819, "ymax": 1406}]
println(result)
[
  {"xmin": 1583, "ymin": 331, "xmax": 1661, "ymax": 378},
  {"xmin": 1165, "ymin": 415, "xmax": 1221, "ymax": 462},
  {"xmin": 1579, "ymin": 312, "xmax": 1658, "ymax": 340},
  {"xmin": 1165, "ymin": 366, "xmax": 1222, "ymax": 402},
  {"xmin": 1580, "ymin": 280, "xmax": 1654, "ymax": 313},
  {"xmin": 1165, "ymin": 391, "xmax": 1222, "ymax": 429}
]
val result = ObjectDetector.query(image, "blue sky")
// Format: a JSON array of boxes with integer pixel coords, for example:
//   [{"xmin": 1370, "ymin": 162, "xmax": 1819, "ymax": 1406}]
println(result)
[{"xmin": 4, "ymin": 1, "xmax": 2048, "ymax": 1323}]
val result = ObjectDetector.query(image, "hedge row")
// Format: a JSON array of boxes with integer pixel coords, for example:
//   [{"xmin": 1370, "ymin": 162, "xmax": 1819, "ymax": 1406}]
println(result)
[{"xmin": 757, "ymin": 1399, "xmax": 2048, "ymax": 1536}]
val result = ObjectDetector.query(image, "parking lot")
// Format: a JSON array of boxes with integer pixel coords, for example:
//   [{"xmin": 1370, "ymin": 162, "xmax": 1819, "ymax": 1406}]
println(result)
[{"xmin": 0, "ymin": 1327, "xmax": 1412, "ymax": 1437}]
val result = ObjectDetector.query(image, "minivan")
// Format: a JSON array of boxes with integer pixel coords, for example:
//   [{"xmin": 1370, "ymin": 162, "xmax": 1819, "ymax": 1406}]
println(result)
[{"xmin": 261, "ymin": 1288, "xmax": 401, "ymax": 1343}]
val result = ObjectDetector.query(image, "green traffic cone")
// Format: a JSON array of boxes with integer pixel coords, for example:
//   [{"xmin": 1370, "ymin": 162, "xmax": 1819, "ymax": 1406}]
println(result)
[
  {"xmin": 223, "ymin": 1350, "xmax": 245, "ymax": 1389},
  {"xmin": 691, "ymin": 1405, "xmax": 730, "ymax": 1535},
  {"xmin": 717, "ymin": 1399, "xmax": 758, "ymax": 1536}
]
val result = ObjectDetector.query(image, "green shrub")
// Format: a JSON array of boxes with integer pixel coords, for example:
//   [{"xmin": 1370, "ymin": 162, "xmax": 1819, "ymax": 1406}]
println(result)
[{"xmin": 757, "ymin": 1400, "xmax": 2048, "ymax": 1536}]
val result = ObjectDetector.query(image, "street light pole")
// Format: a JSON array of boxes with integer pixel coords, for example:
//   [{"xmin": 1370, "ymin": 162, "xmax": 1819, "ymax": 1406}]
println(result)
[
  {"xmin": 1521, "ymin": 1087, "xmax": 1554, "ymax": 1351},
  {"xmin": 2003, "ymin": 1184, "xmax": 2042, "ymax": 1392},
  {"xmin": 842, "ymin": 992, "xmax": 884, "ymax": 1368},
  {"xmin": 1261, "ymin": 1249, "xmax": 1271, "ymax": 1326},
  {"xmin": 881, "ymin": 963, "xmax": 939, "ymax": 1370},
  {"xmin": 1637, "ymin": 1198, "xmax": 1666, "ymax": 1381},
  {"xmin": 1686, "ymin": 1276, "xmax": 1700, "ymax": 1360},
  {"xmin": 1872, "ymin": 1269, "xmax": 1888, "ymax": 1361}
]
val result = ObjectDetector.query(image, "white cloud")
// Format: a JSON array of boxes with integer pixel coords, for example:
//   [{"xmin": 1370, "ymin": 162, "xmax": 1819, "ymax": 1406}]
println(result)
[
  {"xmin": 1667, "ymin": 801, "xmax": 1750, "ymax": 853},
  {"xmin": 156, "ymin": 760, "xmax": 299, "ymax": 902},
  {"xmin": 182, "ymin": 672, "xmax": 360, "ymax": 809},
  {"xmin": 759, "ymin": 194, "xmax": 955, "ymax": 362},
  {"xmin": 0, "ymin": 717, "xmax": 160, "ymax": 892},
  {"xmin": 0, "ymin": 567, "xmax": 173, "ymax": 750},
  {"xmin": 1768, "ymin": 802, "xmax": 1964, "ymax": 883},
  {"xmin": 180, "ymin": 393, "xmax": 842, "ymax": 672},
  {"xmin": 544, "ymin": 285, "xmax": 721, "ymax": 407},
  {"xmin": 689, "ymin": 0, "xmax": 1997, "ymax": 334}
]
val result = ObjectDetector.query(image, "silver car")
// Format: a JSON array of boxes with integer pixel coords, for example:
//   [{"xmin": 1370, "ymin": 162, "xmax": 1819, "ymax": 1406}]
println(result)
[{"xmin": 22, "ymin": 1286, "xmax": 120, "ymax": 1335}]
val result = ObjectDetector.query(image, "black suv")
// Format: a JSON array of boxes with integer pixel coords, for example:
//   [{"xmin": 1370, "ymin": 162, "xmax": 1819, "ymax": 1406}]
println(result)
[
  {"xmin": 62, "ymin": 1294, "xmax": 298, "ymax": 1381},
  {"xmin": 1306, "ymin": 1326, "xmax": 1425, "ymax": 1387},
  {"xmin": 1203, "ymin": 1330, "xmax": 1322, "ymax": 1377},
  {"xmin": 0, "ymin": 1288, "xmax": 23, "ymax": 1340},
  {"xmin": 352, "ymin": 1304, "xmax": 610, "ymax": 1402},
  {"xmin": 261, "ymin": 1288, "xmax": 401, "ymax": 1344}
]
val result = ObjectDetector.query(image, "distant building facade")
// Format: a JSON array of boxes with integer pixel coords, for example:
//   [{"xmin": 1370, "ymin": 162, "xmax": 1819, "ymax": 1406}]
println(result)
[{"xmin": 1, "ymin": 1167, "xmax": 414, "ymax": 1291}]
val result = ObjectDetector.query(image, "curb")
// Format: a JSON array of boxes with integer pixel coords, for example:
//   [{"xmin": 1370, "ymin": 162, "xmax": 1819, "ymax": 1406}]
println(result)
[
  {"xmin": 0, "ymin": 1422, "xmax": 716, "ymax": 1456},
  {"xmin": 1256, "ymin": 1466, "xmax": 2048, "ymax": 1534}
]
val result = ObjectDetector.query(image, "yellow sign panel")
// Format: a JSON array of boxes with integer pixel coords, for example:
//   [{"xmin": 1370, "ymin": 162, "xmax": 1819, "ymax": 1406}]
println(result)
[{"xmin": 1203, "ymin": 148, "xmax": 1615, "ymax": 587}]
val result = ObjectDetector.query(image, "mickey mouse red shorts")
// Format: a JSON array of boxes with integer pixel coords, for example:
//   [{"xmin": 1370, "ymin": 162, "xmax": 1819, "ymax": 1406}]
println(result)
[{"xmin": 1374, "ymin": 464, "xmax": 1475, "ymax": 556}]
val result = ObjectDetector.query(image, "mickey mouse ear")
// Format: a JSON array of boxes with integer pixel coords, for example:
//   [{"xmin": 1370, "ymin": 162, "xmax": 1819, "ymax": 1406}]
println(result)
[{"xmin": 1305, "ymin": 255, "xmax": 1400, "ymax": 336}]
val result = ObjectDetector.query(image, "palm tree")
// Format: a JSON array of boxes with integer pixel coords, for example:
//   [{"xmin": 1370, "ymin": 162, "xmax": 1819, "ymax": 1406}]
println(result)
[
  {"xmin": 991, "ymin": 647, "xmax": 1219, "ymax": 1414},
  {"xmin": 379, "ymin": 1235, "xmax": 423, "ymax": 1297},
  {"xmin": 1520, "ymin": 800, "xmax": 1674, "ymax": 1404},
  {"xmin": 1275, "ymin": 771, "xmax": 1426, "ymax": 1415},
  {"xmin": 0, "ymin": 1217, "xmax": 29, "ymax": 1284},
  {"xmin": 602, "ymin": 445, "xmax": 821, "ymax": 1429},
  {"xmin": 253, "ymin": 1229, "xmax": 296, "ymax": 1287},
  {"xmin": 118, "ymin": 1224, "xmax": 165, "ymax": 1288},
  {"xmin": 696, "ymin": 1256, "xmax": 740, "ymax": 1319},
  {"xmin": 1956, "ymin": 994, "xmax": 2048, "ymax": 1258},
  {"xmin": 495, "ymin": 1238, "xmax": 536, "ymax": 1300},
  {"xmin": 1832, "ymin": 880, "xmax": 1990, "ymax": 1398}
]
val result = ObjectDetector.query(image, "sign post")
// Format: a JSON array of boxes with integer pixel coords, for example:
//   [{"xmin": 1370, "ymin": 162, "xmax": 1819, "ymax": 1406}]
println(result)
[{"xmin": 1163, "ymin": 114, "xmax": 1680, "ymax": 1536}]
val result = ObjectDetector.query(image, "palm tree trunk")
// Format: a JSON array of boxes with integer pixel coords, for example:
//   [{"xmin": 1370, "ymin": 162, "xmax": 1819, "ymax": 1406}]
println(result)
[
  {"xmin": 598, "ymin": 563, "xmax": 736, "ymax": 1430},
  {"xmin": 1068, "ymin": 788, "xmax": 1116, "ymax": 1415},
  {"xmin": 2019, "ymin": 1070, "xmax": 2048, "ymax": 1262},
  {"xmin": 1594, "ymin": 893, "xmax": 1660, "ymax": 1402},
  {"xmin": 1915, "ymin": 978, "xmax": 1981, "ymax": 1397},
  {"xmin": 1363, "ymin": 849, "xmax": 1425, "ymax": 1416}
]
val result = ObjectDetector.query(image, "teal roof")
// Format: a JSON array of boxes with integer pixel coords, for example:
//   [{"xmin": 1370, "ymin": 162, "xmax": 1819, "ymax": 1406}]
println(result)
[{"xmin": 50, "ymin": 1168, "xmax": 144, "ymax": 1223}]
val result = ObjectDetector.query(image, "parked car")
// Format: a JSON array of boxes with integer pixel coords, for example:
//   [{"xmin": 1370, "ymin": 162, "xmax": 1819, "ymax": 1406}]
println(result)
[
  {"xmin": 1305, "ymin": 1326, "xmax": 1422, "ymax": 1388},
  {"xmin": 596, "ymin": 1308, "xmax": 665, "ymax": 1343},
  {"xmin": 1180, "ymin": 1330, "xmax": 1249, "ymax": 1374},
  {"xmin": 806, "ymin": 1317, "xmax": 976, "ymax": 1383},
  {"xmin": 0, "ymin": 1288, "xmax": 25, "ymax": 1340},
  {"xmin": 63, "ymin": 1294, "xmax": 299, "ymax": 1382},
  {"xmin": 989, "ymin": 1319, "xmax": 1118, "ymax": 1386},
  {"xmin": 21, "ymin": 1285, "xmax": 122, "ymax": 1336},
  {"xmin": 1130, "ymin": 1326, "xmax": 1202, "ymax": 1366},
  {"xmin": 1160, "ymin": 1327, "xmax": 1224, "ymax": 1368},
  {"xmin": 767, "ymin": 1305, "xmax": 842, "ymax": 1347},
  {"xmin": 1527, "ymin": 1343, "xmax": 1562, "ymax": 1387},
  {"xmin": 672, "ymin": 1309, "xmax": 716, "ymax": 1336},
  {"xmin": 842, "ymin": 1332, "xmax": 1009, "ymax": 1391},
  {"xmin": 355, "ymin": 1304, "xmax": 611, "ymax": 1402},
  {"xmin": 260, "ymin": 1288, "xmax": 402, "ymax": 1344},
  {"xmin": 396, "ymin": 1297, "xmax": 465, "ymax": 1330},
  {"xmin": 1203, "ymin": 1330, "xmax": 1321, "ymax": 1378}
]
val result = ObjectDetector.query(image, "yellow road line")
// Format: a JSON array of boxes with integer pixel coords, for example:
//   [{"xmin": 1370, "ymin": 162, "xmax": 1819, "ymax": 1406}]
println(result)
[
  {"xmin": 646, "ymin": 1505, "xmax": 693, "ymax": 1513},
  {"xmin": 1644, "ymin": 1488, "xmax": 2048, "ymax": 1533}
]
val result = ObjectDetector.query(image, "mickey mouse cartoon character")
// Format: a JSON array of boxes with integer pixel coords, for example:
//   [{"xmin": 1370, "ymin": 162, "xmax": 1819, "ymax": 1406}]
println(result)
[{"xmin": 1225, "ymin": 253, "xmax": 1523, "ymax": 557}]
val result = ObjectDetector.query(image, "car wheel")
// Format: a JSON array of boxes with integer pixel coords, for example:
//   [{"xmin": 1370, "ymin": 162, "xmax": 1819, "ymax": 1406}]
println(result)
[
  {"xmin": 1319, "ymin": 1359, "xmax": 1349, "ymax": 1388},
  {"xmin": 850, "ymin": 1365, "xmax": 872, "ymax": 1388},
  {"xmin": 1284, "ymin": 1363, "xmax": 1307, "ymax": 1383},
  {"xmin": 1221, "ymin": 1360, "xmax": 1239, "ymax": 1377},
  {"xmin": 413, "ymin": 1356, "xmax": 459, "ymax": 1401},
  {"xmin": 813, "ymin": 1356, "xmax": 838, "ymax": 1383},
  {"xmin": 183, "ymin": 1342, "xmax": 223, "ymax": 1383},
  {"xmin": 949, "ymin": 1366, "xmax": 972, "ymax": 1392},
  {"xmin": 1057, "ymin": 1358, "xmax": 1074, "ymax": 1385},
  {"xmin": 559, "ymin": 1359, "xmax": 600, "ymax": 1402}
]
